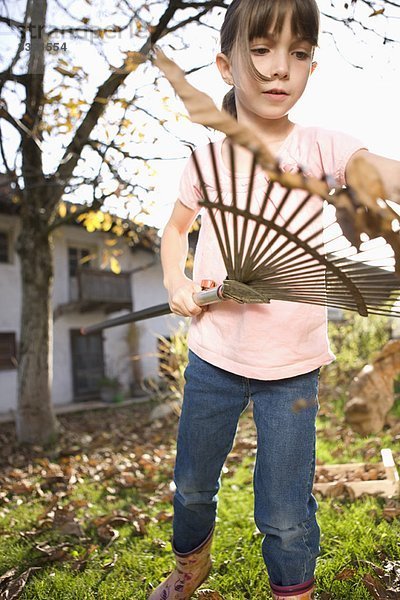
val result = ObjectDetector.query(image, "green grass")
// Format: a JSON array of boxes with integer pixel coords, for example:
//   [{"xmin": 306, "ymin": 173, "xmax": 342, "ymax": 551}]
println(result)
[{"xmin": 0, "ymin": 397, "xmax": 399, "ymax": 599}]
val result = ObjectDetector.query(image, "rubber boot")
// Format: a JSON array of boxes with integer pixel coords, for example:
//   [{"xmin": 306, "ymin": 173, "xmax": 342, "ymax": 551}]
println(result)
[
  {"xmin": 270, "ymin": 578, "xmax": 315, "ymax": 599},
  {"xmin": 148, "ymin": 525, "xmax": 214, "ymax": 600}
]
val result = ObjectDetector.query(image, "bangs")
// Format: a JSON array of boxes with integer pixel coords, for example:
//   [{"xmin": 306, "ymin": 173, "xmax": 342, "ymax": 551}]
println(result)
[
  {"xmin": 247, "ymin": 0, "xmax": 319, "ymax": 46},
  {"xmin": 233, "ymin": 0, "xmax": 319, "ymax": 82}
]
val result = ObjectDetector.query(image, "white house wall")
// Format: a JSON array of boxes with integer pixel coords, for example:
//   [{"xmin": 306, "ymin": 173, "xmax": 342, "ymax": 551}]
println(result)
[
  {"xmin": 131, "ymin": 264, "xmax": 182, "ymax": 380},
  {"xmin": 0, "ymin": 214, "xmax": 21, "ymax": 412},
  {"xmin": 0, "ymin": 215, "xmax": 179, "ymax": 414}
]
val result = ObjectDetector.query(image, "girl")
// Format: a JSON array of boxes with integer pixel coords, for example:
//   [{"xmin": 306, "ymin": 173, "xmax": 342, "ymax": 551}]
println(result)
[{"xmin": 149, "ymin": 1, "xmax": 400, "ymax": 599}]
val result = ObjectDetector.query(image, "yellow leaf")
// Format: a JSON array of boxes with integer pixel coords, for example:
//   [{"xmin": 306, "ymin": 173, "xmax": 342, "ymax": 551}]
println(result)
[
  {"xmin": 54, "ymin": 66, "xmax": 77, "ymax": 78},
  {"xmin": 105, "ymin": 238, "xmax": 118, "ymax": 246},
  {"xmin": 369, "ymin": 8, "xmax": 385, "ymax": 16},
  {"xmin": 124, "ymin": 51, "xmax": 146, "ymax": 64},
  {"xmin": 110, "ymin": 256, "xmax": 121, "ymax": 274},
  {"xmin": 112, "ymin": 225, "xmax": 124, "ymax": 236},
  {"xmin": 47, "ymin": 92, "xmax": 62, "ymax": 103},
  {"xmin": 79, "ymin": 253, "xmax": 93, "ymax": 265},
  {"xmin": 102, "ymin": 213, "xmax": 113, "ymax": 231},
  {"xmin": 58, "ymin": 201, "xmax": 67, "ymax": 218},
  {"xmin": 81, "ymin": 210, "xmax": 105, "ymax": 233}
]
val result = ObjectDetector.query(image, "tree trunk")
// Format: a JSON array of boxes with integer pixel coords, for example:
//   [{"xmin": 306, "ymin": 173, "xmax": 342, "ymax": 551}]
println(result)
[{"xmin": 15, "ymin": 215, "xmax": 58, "ymax": 445}]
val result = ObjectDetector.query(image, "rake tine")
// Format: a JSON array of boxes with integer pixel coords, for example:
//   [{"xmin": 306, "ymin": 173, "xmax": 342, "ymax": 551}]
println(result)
[
  {"xmin": 238, "ymin": 150, "xmax": 258, "ymax": 277},
  {"xmin": 192, "ymin": 147, "xmax": 233, "ymax": 278}
]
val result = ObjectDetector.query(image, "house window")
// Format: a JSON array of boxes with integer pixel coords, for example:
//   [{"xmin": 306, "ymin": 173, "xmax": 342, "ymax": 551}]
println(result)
[
  {"xmin": 0, "ymin": 332, "xmax": 17, "ymax": 370},
  {"xmin": 68, "ymin": 246, "xmax": 92, "ymax": 277},
  {"xmin": 0, "ymin": 231, "xmax": 9, "ymax": 263}
]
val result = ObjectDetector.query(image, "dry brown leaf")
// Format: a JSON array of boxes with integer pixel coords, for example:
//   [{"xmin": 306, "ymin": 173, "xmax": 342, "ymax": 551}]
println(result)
[
  {"xmin": 382, "ymin": 504, "xmax": 400, "ymax": 522},
  {"xmin": 33, "ymin": 541, "xmax": 72, "ymax": 564},
  {"xmin": 346, "ymin": 157, "xmax": 387, "ymax": 212},
  {"xmin": 154, "ymin": 509, "xmax": 173, "ymax": 523},
  {"xmin": 96, "ymin": 524, "xmax": 120, "ymax": 547},
  {"xmin": 0, "ymin": 567, "xmax": 18, "ymax": 585},
  {"xmin": 370, "ymin": 8, "xmax": 385, "ymax": 16},
  {"xmin": 0, "ymin": 567, "xmax": 41, "ymax": 600},
  {"xmin": 362, "ymin": 572, "xmax": 397, "ymax": 599},
  {"xmin": 323, "ymin": 482, "xmax": 356, "ymax": 501},
  {"xmin": 334, "ymin": 567, "xmax": 356, "ymax": 581}
]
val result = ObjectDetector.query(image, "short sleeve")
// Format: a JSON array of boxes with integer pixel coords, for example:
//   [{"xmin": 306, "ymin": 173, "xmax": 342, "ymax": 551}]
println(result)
[
  {"xmin": 177, "ymin": 154, "xmax": 203, "ymax": 212},
  {"xmin": 316, "ymin": 129, "xmax": 367, "ymax": 187}
]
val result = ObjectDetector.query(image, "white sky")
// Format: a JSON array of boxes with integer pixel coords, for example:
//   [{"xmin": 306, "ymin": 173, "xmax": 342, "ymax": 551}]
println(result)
[{"xmin": 1, "ymin": 1, "xmax": 400, "ymax": 233}]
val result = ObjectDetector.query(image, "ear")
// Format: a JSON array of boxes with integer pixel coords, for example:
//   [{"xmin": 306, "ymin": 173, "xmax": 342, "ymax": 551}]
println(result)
[
  {"xmin": 216, "ymin": 52, "xmax": 234, "ymax": 86},
  {"xmin": 310, "ymin": 61, "xmax": 317, "ymax": 75}
]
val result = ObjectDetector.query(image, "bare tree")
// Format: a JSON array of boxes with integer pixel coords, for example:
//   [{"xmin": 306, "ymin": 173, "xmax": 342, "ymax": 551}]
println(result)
[{"xmin": 0, "ymin": 0, "xmax": 227, "ymax": 445}]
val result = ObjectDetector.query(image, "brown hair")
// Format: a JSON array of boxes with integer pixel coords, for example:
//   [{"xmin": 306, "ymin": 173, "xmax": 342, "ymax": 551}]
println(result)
[{"xmin": 220, "ymin": 0, "xmax": 320, "ymax": 118}]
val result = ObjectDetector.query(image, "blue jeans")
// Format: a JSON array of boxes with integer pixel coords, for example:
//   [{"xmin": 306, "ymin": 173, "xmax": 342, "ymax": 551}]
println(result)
[{"xmin": 172, "ymin": 349, "xmax": 320, "ymax": 588}]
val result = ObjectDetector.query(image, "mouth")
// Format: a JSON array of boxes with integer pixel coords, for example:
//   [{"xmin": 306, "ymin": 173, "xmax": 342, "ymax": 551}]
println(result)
[{"xmin": 263, "ymin": 89, "xmax": 289, "ymax": 96}]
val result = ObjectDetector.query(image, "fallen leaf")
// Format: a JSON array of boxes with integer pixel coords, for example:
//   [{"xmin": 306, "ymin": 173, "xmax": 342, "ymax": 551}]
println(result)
[
  {"xmin": 334, "ymin": 567, "xmax": 356, "ymax": 581},
  {"xmin": 96, "ymin": 524, "xmax": 119, "ymax": 548},
  {"xmin": 0, "ymin": 567, "xmax": 41, "ymax": 600},
  {"xmin": 362, "ymin": 573, "xmax": 396, "ymax": 599}
]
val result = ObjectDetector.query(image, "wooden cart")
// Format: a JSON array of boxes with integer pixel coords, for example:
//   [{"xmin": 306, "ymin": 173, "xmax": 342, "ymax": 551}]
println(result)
[{"xmin": 313, "ymin": 448, "xmax": 399, "ymax": 499}]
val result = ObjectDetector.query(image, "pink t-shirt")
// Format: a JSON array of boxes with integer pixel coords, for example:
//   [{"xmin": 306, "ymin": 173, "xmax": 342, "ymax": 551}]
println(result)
[{"xmin": 178, "ymin": 124, "xmax": 366, "ymax": 380}]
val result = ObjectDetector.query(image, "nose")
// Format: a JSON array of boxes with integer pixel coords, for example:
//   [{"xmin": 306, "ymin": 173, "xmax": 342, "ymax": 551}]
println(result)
[{"xmin": 269, "ymin": 52, "xmax": 289, "ymax": 79}]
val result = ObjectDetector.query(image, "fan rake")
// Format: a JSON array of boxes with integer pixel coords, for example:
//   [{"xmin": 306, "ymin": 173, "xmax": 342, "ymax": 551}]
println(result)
[{"xmin": 81, "ymin": 141, "xmax": 400, "ymax": 336}]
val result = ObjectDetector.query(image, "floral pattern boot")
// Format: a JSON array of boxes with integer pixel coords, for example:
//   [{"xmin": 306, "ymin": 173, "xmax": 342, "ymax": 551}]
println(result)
[{"xmin": 148, "ymin": 526, "xmax": 214, "ymax": 600}]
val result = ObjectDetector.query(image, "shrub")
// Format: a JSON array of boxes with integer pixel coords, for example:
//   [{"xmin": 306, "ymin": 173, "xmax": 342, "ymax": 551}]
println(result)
[
  {"xmin": 322, "ymin": 311, "xmax": 391, "ymax": 388},
  {"xmin": 157, "ymin": 320, "xmax": 189, "ymax": 402}
]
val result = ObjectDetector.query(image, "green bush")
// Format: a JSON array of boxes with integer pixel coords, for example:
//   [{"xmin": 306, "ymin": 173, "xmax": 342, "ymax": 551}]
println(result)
[{"xmin": 323, "ymin": 311, "xmax": 391, "ymax": 387}]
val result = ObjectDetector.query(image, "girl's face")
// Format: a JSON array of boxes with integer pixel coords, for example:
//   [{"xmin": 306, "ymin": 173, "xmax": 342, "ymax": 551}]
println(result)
[{"xmin": 217, "ymin": 11, "xmax": 316, "ymax": 125}]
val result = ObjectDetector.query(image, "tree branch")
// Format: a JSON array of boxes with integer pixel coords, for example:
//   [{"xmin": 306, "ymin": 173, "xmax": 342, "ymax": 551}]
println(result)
[
  {"xmin": 85, "ymin": 138, "xmax": 184, "ymax": 161},
  {"xmin": 0, "ymin": 105, "xmax": 42, "ymax": 147},
  {"xmin": 48, "ymin": 0, "xmax": 183, "ymax": 204},
  {"xmin": 0, "ymin": 15, "xmax": 24, "ymax": 29}
]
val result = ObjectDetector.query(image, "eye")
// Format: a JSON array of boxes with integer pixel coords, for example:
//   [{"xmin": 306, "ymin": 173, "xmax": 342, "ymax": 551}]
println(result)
[
  {"xmin": 293, "ymin": 50, "xmax": 311, "ymax": 60},
  {"xmin": 250, "ymin": 47, "xmax": 270, "ymax": 56}
]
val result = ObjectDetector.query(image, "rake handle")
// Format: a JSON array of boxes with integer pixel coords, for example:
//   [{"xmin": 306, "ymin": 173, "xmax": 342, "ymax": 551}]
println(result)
[
  {"xmin": 80, "ymin": 281, "xmax": 224, "ymax": 335},
  {"xmin": 193, "ymin": 282, "xmax": 224, "ymax": 305}
]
